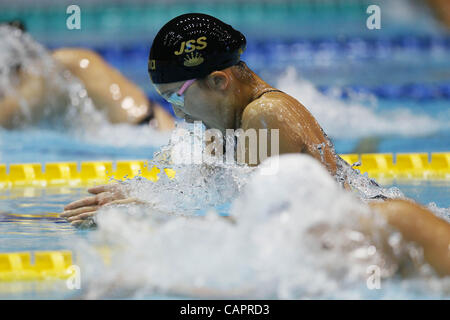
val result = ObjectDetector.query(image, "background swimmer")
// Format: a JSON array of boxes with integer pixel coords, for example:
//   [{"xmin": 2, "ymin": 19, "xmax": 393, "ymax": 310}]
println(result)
[
  {"xmin": 62, "ymin": 14, "xmax": 450, "ymax": 277},
  {"xmin": 0, "ymin": 21, "xmax": 174, "ymax": 130}
]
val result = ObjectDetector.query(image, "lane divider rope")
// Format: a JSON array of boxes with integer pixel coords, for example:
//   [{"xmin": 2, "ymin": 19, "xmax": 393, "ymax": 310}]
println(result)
[
  {"xmin": 0, "ymin": 251, "xmax": 74, "ymax": 282},
  {"xmin": 0, "ymin": 160, "xmax": 176, "ymax": 188},
  {"xmin": 0, "ymin": 153, "xmax": 449, "ymax": 281},
  {"xmin": 340, "ymin": 152, "xmax": 449, "ymax": 179},
  {"xmin": 0, "ymin": 153, "xmax": 448, "ymax": 188}
]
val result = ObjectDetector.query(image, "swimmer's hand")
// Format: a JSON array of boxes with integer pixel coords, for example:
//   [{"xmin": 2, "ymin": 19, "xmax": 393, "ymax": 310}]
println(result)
[{"xmin": 61, "ymin": 184, "xmax": 144, "ymax": 228}]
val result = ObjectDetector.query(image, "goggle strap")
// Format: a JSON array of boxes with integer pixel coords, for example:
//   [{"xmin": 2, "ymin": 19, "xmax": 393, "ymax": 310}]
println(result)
[{"xmin": 177, "ymin": 79, "xmax": 196, "ymax": 96}]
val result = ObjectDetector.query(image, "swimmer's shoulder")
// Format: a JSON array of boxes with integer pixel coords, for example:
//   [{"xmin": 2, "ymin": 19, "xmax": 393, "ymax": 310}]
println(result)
[
  {"xmin": 241, "ymin": 90, "xmax": 299, "ymax": 129},
  {"xmin": 51, "ymin": 48, "xmax": 105, "ymax": 70}
]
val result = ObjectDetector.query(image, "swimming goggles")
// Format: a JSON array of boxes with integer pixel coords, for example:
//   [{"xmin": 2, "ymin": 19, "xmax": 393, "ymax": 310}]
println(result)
[{"xmin": 161, "ymin": 79, "xmax": 196, "ymax": 109}]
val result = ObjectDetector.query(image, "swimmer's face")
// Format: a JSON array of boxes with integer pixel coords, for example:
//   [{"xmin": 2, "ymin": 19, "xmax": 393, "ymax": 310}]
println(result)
[{"xmin": 153, "ymin": 70, "xmax": 233, "ymax": 129}]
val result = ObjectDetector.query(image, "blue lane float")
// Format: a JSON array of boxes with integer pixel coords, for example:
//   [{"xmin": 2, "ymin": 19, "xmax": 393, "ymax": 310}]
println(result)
[
  {"xmin": 88, "ymin": 34, "xmax": 450, "ymax": 102},
  {"xmin": 316, "ymin": 83, "xmax": 450, "ymax": 100},
  {"xmin": 87, "ymin": 35, "xmax": 450, "ymax": 64}
]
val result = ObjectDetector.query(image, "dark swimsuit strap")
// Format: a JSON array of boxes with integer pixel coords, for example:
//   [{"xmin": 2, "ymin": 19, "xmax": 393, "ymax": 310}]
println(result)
[{"xmin": 254, "ymin": 89, "xmax": 283, "ymax": 100}]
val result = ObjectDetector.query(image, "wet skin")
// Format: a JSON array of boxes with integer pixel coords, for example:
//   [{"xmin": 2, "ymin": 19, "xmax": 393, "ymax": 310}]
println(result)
[
  {"xmin": 369, "ymin": 199, "xmax": 450, "ymax": 276},
  {"xmin": 154, "ymin": 66, "xmax": 337, "ymax": 173},
  {"xmin": 52, "ymin": 49, "xmax": 174, "ymax": 130},
  {"xmin": 0, "ymin": 48, "xmax": 174, "ymax": 130}
]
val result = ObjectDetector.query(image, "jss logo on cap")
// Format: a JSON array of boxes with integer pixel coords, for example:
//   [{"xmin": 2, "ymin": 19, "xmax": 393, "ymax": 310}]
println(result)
[
  {"xmin": 149, "ymin": 59, "xmax": 156, "ymax": 70},
  {"xmin": 183, "ymin": 52, "xmax": 204, "ymax": 67},
  {"xmin": 174, "ymin": 36, "xmax": 207, "ymax": 55}
]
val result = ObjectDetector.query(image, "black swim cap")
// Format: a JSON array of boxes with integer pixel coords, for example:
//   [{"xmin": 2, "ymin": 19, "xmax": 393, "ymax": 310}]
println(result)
[{"xmin": 149, "ymin": 13, "xmax": 246, "ymax": 84}]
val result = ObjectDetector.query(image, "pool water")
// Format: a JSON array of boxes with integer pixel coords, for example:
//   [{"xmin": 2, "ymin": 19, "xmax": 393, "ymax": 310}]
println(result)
[
  {"xmin": 0, "ymin": 160, "xmax": 449, "ymax": 300},
  {"xmin": 0, "ymin": 187, "xmax": 86, "ymax": 253},
  {"xmin": 1, "ymin": 180, "xmax": 448, "ymax": 254},
  {"xmin": 391, "ymin": 180, "xmax": 450, "ymax": 208},
  {"xmin": 0, "ymin": 0, "xmax": 449, "ymax": 299}
]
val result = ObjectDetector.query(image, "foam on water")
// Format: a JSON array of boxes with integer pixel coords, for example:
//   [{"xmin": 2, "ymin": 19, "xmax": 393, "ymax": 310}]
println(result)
[
  {"xmin": 336, "ymin": 156, "xmax": 405, "ymax": 201},
  {"xmin": 109, "ymin": 122, "xmax": 254, "ymax": 215},
  {"xmin": 70, "ymin": 134, "xmax": 449, "ymax": 299},
  {"xmin": 427, "ymin": 202, "xmax": 450, "ymax": 223},
  {"xmin": 276, "ymin": 67, "xmax": 445, "ymax": 139}
]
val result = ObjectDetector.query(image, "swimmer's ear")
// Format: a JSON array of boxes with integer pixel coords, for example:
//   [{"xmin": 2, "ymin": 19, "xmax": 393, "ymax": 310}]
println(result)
[{"xmin": 205, "ymin": 71, "xmax": 229, "ymax": 91}]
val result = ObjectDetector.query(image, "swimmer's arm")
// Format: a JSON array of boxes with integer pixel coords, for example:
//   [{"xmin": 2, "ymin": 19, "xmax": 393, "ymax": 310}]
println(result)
[
  {"xmin": 61, "ymin": 183, "xmax": 157, "ymax": 227},
  {"xmin": 369, "ymin": 199, "xmax": 450, "ymax": 276},
  {"xmin": 151, "ymin": 104, "xmax": 176, "ymax": 131},
  {"xmin": 61, "ymin": 183, "xmax": 129, "ymax": 226},
  {"xmin": 52, "ymin": 48, "xmax": 150, "ymax": 124},
  {"xmin": 62, "ymin": 183, "xmax": 234, "ymax": 227},
  {"xmin": 53, "ymin": 48, "xmax": 174, "ymax": 130},
  {"xmin": 62, "ymin": 197, "xmax": 147, "ymax": 228},
  {"xmin": 0, "ymin": 96, "xmax": 22, "ymax": 128},
  {"xmin": 241, "ymin": 101, "xmax": 337, "ymax": 174},
  {"xmin": 0, "ymin": 72, "xmax": 46, "ymax": 128}
]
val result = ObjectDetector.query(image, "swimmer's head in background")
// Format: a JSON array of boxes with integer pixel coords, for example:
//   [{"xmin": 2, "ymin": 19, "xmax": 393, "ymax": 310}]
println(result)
[
  {"xmin": 1, "ymin": 18, "xmax": 55, "ymax": 98},
  {"xmin": 5, "ymin": 20, "xmax": 27, "ymax": 32},
  {"xmin": 0, "ymin": 20, "xmax": 27, "ymax": 77},
  {"xmin": 148, "ymin": 13, "xmax": 246, "ymax": 84}
]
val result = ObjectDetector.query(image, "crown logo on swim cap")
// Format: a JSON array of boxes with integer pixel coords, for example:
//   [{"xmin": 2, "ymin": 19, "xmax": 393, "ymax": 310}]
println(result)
[
  {"xmin": 149, "ymin": 13, "xmax": 246, "ymax": 84},
  {"xmin": 183, "ymin": 52, "xmax": 204, "ymax": 67}
]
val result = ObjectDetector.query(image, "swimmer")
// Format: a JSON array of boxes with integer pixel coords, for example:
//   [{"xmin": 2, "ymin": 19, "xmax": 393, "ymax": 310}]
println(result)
[
  {"xmin": 427, "ymin": 0, "xmax": 450, "ymax": 28},
  {"xmin": 62, "ymin": 14, "xmax": 449, "ymax": 276},
  {"xmin": 0, "ymin": 21, "xmax": 174, "ymax": 130}
]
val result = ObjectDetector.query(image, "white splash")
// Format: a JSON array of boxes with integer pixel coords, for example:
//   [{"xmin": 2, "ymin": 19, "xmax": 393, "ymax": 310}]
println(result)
[
  {"xmin": 276, "ymin": 67, "xmax": 443, "ymax": 139},
  {"xmin": 427, "ymin": 202, "xmax": 450, "ymax": 223},
  {"xmin": 74, "ymin": 154, "xmax": 449, "ymax": 299}
]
